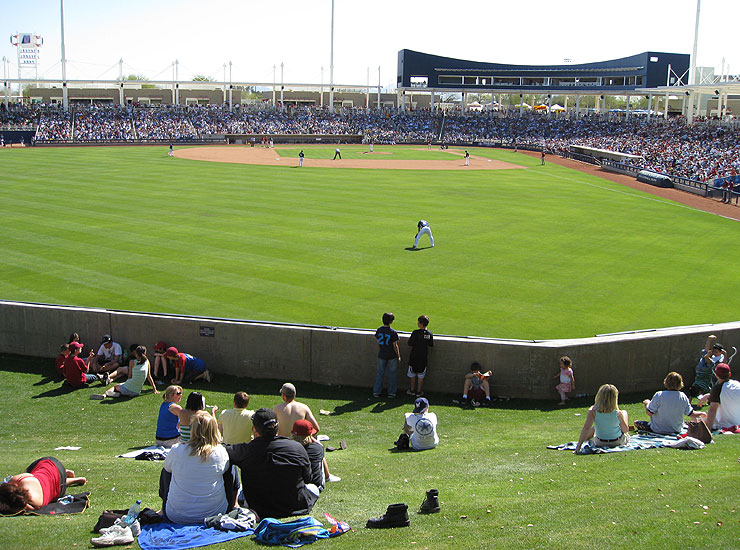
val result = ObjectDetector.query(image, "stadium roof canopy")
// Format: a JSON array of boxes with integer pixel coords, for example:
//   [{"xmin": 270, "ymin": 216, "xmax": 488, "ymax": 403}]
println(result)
[{"xmin": 397, "ymin": 49, "xmax": 690, "ymax": 95}]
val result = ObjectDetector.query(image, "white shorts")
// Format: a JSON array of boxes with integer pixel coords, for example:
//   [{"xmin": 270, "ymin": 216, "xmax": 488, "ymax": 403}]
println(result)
[{"xmin": 408, "ymin": 366, "xmax": 427, "ymax": 379}]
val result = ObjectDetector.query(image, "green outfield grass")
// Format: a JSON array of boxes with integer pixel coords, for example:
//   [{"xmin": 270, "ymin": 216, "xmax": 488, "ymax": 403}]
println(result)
[
  {"xmin": 1, "ymin": 357, "xmax": 738, "ymax": 550},
  {"xmin": 1, "ymin": 144, "xmax": 739, "ymax": 339}
]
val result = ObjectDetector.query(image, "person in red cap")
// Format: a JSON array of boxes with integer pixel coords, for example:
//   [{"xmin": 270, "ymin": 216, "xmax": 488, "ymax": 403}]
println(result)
[
  {"xmin": 290, "ymin": 420, "xmax": 340, "ymax": 489},
  {"xmin": 62, "ymin": 342, "xmax": 106, "ymax": 388},
  {"xmin": 165, "ymin": 347, "xmax": 211, "ymax": 384},
  {"xmin": 152, "ymin": 341, "xmax": 168, "ymax": 383},
  {"xmin": 705, "ymin": 363, "xmax": 740, "ymax": 430}
]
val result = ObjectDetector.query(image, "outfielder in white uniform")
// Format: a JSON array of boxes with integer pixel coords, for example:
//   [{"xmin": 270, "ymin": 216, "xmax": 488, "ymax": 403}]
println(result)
[{"xmin": 414, "ymin": 220, "xmax": 434, "ymax": 248}]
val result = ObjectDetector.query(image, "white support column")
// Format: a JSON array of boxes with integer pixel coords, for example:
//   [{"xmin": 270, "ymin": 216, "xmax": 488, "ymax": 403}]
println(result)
[
  {"xmin": 118, "ymin": 58, "xmax": 124, "ymax": 106},
  {"xmin": 691, "ymin": 0, "xmax": 701, "ymax": 84},
  {"xmin": 626, "ymin": 94, "xmax": 631, "ymax": 119},
  {"xmin": 681, "ymin": 92, "xmax": 687, "ymax": 117},
  {"xmin": 564, "ymin": 96, "xmax": 568, "ymax": 118},
  {"xmin": 280, "ymin": 62, "xmax": 284, "ymax": 111},
  {"xmin": 228, "ymin": 61, "xmax": 233, "ymax": 112},
  {"xmin": 547, "ymin": 94, "xmax": 552, "ymax": 118},
  {"xmin": 430, "ymin": 90, "xmax": 435, "ymax": 111},
  {"xmin": 3, "ymin": 56, "xmax": 9, "ymax": 108},
  {"xmin": 461, "ymin": 91, "xmax": 466, "ymax": 114},
  {"xmin": 519, "ymin": 94, "xmax": 524, "ymax": 117},
  {"xmin": 365, "ymin": 67, "xmax": 369, "ymax": 109},
  {"xmin": 575, "ymin": 95, "xmax": 580, "ymax": 118},
  {"xmin": 721, "ymin": 91, "xmax": 728, "ymax": 120},
  {"xmin": 175, "ymin": 60, "xmax": 179, "ymax": 105},
  {"xmin": 320, "ymin": 66, "xmax": 324, "ymax": 108},
  {"xmin": 377, "ymin": 66, "xmax": 381, "ymax": 110},
  {"xmin": 664, "ymin": 90, "xmax": 670, "ymax": 120},
  {"xmin": 647, "ymin": 94, "xmax": 652, "ymax": 121},
  {"xmin": 272, "ymin": 64, "xmax": 276, "ymax": 107},
  {"xmin": 687, "ymin": 92, "xmax": 695, "ymax": 124}
]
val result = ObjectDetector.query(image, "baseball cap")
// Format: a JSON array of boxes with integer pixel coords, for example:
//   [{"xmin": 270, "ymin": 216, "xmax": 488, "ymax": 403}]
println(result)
[
  {"xmin": 165, "ymin": 346, "xmax": 179, "ymax": 357},
  {"xmin": 715, "ymin": 363, "xmax": 731, "ymax": 378},
  {"xmin": 280, "ymin": 383, "xmax": 296, "ymax": 398},
  {"xmin": 291, "ymin": 419, "xmax": 316, "ymax": 437},
  {"xmin": 69, "ymin": 342, "xmax": 83, "ymax": 351},
  {"xmin": 154, "ymin": 341, "xmax": 167, "ymax": 352},
  {"xmin": 252, "ymin": 408, "xmax": 279, "ymax": 433},
  {"xmin": 413, "ymin": 397, "xmax": 429, "ymax": 413},
  {"xmin": 101, "ymin": 334, "xmax": 112, "ymax": 344}
]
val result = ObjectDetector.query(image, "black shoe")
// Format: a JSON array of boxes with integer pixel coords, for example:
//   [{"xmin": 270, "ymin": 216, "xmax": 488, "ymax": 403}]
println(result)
[
  {"xmin": 419, "ymin": 489, "xmax": 440, "ymax": 514},
  {"xmin": 366, "ymin": 503, "xmax": 410, "ymax": 528}
]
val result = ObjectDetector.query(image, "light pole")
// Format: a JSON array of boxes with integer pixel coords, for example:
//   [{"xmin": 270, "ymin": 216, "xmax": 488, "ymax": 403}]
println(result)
[
  {"xmin": 691, "ymin": 0, "xmax": 701, "ymax": 84},
  {"xmin": 60, "ymin": 0, "xmax": 68, "ymax": 110},
  {"xmin": 329, "ymin": 0, "xmax": 334, "ymax": 113}
]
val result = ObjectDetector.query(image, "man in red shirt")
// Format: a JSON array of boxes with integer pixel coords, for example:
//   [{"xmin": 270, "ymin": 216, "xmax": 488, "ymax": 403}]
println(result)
[{"xmin": 62, "ymin": 342, "xmax": 105, "ymax": 388}]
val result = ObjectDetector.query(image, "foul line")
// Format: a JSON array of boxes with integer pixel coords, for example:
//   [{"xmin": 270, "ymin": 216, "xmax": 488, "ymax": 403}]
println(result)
[{"xmin": 547, "ymin": 170, "xmax": 740, "ymax": 223}]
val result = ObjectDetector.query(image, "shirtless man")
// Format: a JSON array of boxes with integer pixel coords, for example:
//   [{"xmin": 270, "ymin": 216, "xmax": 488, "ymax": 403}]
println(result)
[{"xmin": 273, "ymin": 383, "xmax": 320, "ymax": 438}]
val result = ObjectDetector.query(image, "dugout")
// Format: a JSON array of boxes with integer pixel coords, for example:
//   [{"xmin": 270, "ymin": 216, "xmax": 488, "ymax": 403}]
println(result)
[{"xmin": 0, "ymin": 129, "xmax": 35, "ymax": 145}]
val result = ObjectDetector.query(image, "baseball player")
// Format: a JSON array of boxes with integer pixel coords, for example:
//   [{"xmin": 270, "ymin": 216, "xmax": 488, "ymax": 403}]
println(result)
[
  {"xmin": 333, "ymin": 148, "xmax": 341, "ymax": 160},
  {"xmin": 299, "ymin": 150, "xmax": 305, "ymax": 167},
  {"xmin": 464, "ymin": 150, "xmax": 470, "ymax": 166},
  {"xmin": 413, "ymin": 220, "xmax": 434, "ymax": 248}
]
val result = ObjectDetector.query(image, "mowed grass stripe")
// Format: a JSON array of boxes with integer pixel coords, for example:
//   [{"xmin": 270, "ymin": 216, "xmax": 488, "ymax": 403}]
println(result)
[{"xmin": 2, "ymin": 145, "xmax": 739, "ymax": 338}]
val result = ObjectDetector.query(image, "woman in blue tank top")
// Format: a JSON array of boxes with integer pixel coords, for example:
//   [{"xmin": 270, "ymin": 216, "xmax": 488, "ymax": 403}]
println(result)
[
  {"xmin": 156, "ymin": 385, "xmax": 183, "ymax": 448},
  {"xmin": 574, "ymin": 384, "xmax": 630, "ymax": 453}
]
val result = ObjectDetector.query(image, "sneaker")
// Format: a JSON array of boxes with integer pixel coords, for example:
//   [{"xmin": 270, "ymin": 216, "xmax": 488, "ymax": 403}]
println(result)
[
  {"xmin": 406, "ymin": 389, "xmax": 416, "ymax": 396},
  {"xmin": 100, "ymin": 519, "xmax": 141, "ymax": 537},
  {"xmin": 416, "ymin": 391, "xmax": 424, "ymax": 397},
  {"xmin": 387, "ymin": 393, "xmax": 396, "ymax": 398},
  {"xmin": 373, "ymin": 393, "xmax": 381, "ymax": 398},
  {"xmin": 89, "ymin": 394, "xmax": 105, "ymax": 400},
  {"xmin": 327, "ymin": 474, "xmax": 342, "ymax": 483},
  {"xmin": 103, "ymin": 372, "xmax": 111, "ymax": 385},
  {"xmin": 91, "ymin": 524, "xmax": 134, "ymax": 547},
  {"xmin": 366, "ymin": 503, "xmax": 410, "ymax": 528},
  {"xmin": 203, "ymin": 370, "xmax": 212, "ymax": 383}
]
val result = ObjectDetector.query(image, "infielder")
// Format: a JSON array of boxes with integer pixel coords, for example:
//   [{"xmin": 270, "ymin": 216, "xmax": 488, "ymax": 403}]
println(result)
[
  {"xmin": 414, "ymin": 220, "xmax": 434, "ymax": 248},
  {"xmin": 333, "ymin": 148, "xmax": 342, "ymax": 160},
  {"xmin": 299, "ymin": 150, "xmax": 305, "ymax": 167},
  {"xmin": 464, "ymin": 150, "xmax": 470, "ymax": 166}
]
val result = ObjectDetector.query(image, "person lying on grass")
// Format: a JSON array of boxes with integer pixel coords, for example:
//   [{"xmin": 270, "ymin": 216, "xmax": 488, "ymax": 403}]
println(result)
[
  {"xmin": 0, "ymin": 457, "xmax": 86, "ymax": 513},
  {"xmin": 574, "ymin": 384, "xmax": 630, "ymax": 454}
]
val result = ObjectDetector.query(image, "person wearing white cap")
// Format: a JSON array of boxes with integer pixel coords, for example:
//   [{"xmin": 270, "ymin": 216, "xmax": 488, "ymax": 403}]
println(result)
[{"xmin": 273, "ymin": 383, "xmax": 320, "ymax": 438}]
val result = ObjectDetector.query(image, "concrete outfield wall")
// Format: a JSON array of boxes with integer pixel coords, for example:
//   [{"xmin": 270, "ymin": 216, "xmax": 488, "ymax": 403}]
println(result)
[{"xmin": 1, "ymin": 301, "xmax": 739, "ymax": 400}]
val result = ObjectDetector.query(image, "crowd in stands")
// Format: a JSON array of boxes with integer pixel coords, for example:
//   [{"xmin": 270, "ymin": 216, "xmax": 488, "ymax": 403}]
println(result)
[{"xmin": 2, "ymin": 102, "xmax": 739, "ymax": 182}]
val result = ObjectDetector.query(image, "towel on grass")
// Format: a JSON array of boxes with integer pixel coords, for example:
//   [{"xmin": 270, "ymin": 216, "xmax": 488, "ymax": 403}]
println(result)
[
  {"xmin": 548, "ymin": 432, "xmax": 684, "ymax": 454},
  {"xmin": 117, "ymin": 445, "xmax": 169, "ymax": 459},
  {"xmin": 138, "ymin": 522, "xmax": 252, "ymax": 550}
]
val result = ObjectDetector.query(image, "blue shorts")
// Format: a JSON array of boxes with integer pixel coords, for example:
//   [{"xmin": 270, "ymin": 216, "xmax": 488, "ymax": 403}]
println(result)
[{"xmin": 186, "ymin": 357, "xmax": 206, "ymax": 374}]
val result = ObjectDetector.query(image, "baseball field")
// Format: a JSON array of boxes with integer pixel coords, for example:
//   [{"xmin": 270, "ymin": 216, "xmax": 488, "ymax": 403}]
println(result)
[{"xmin": 1, "ymin": 143, "xmax": 739, "ymax": 339}]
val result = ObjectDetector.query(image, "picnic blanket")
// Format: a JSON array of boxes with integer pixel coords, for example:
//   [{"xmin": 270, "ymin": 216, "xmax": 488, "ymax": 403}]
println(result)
[
  {"xmin": 117, "ymin": 445, "xmax": 169, "ymax": 459},
  {"xmin": 0, "ymin": 492, "xmax": 90, "ymax": 517},
  {"xmin": 138, "ymin": 522, "xmax": 252, "ymax": 550},
  {"xmin": 547, "ymin": 432, "xmax": 705, "ymax": 454},
  {"xmin": 254, "ymin": 514, "xmax": 349, "ymax": 548}
]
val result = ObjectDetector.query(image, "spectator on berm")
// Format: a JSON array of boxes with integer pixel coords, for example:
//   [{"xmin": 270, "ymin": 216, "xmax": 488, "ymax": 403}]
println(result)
[{"xmin": 634, "ymin": 372, "xmax": 706, "ymax": 434}]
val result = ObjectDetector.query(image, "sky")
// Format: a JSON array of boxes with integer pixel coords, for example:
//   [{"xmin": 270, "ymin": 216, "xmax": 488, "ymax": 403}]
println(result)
[{"xmin": 1, "ymin": 0, "xmax": 738, "ymax": 90}]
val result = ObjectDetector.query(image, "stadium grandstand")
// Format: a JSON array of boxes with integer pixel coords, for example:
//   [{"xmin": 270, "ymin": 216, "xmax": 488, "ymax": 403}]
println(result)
[{"xmin": 1, "ymin": 49, "xmax": 739, "ymax": 193}]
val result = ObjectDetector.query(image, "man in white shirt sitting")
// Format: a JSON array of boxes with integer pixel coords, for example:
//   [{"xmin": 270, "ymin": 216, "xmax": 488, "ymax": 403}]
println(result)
[{"xmin": 395, "ymin": 397, "xmax": 439, "ymax": 451}]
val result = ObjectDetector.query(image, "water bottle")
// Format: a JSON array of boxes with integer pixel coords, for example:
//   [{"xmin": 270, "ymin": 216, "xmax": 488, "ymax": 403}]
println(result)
[
  {"xmin": 575, "ymin": 393, "xmax": 587, "ymax": 398},
  {"xmin": 58, "ymin": 495, "xmax": 74, "ymax": 505},
  {"xmin": 123, "ymin": 499, "xmax": 141, "ymax": 525}
]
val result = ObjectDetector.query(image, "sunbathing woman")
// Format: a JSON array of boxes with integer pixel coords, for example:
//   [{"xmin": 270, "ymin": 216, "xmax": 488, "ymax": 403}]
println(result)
[{"xmin": 0, "ymin": 457, "xmax": 86, "ymax": 513}]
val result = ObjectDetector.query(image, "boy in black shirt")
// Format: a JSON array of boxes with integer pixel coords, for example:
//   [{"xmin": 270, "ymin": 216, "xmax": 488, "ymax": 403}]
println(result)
[
  {"xmin": 374, "ymin": 312, "xmax": 401, "ymax": 398},
  {"xmin": 407, "ymin": 315, "xmax": 434, "ymax": 397}
]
